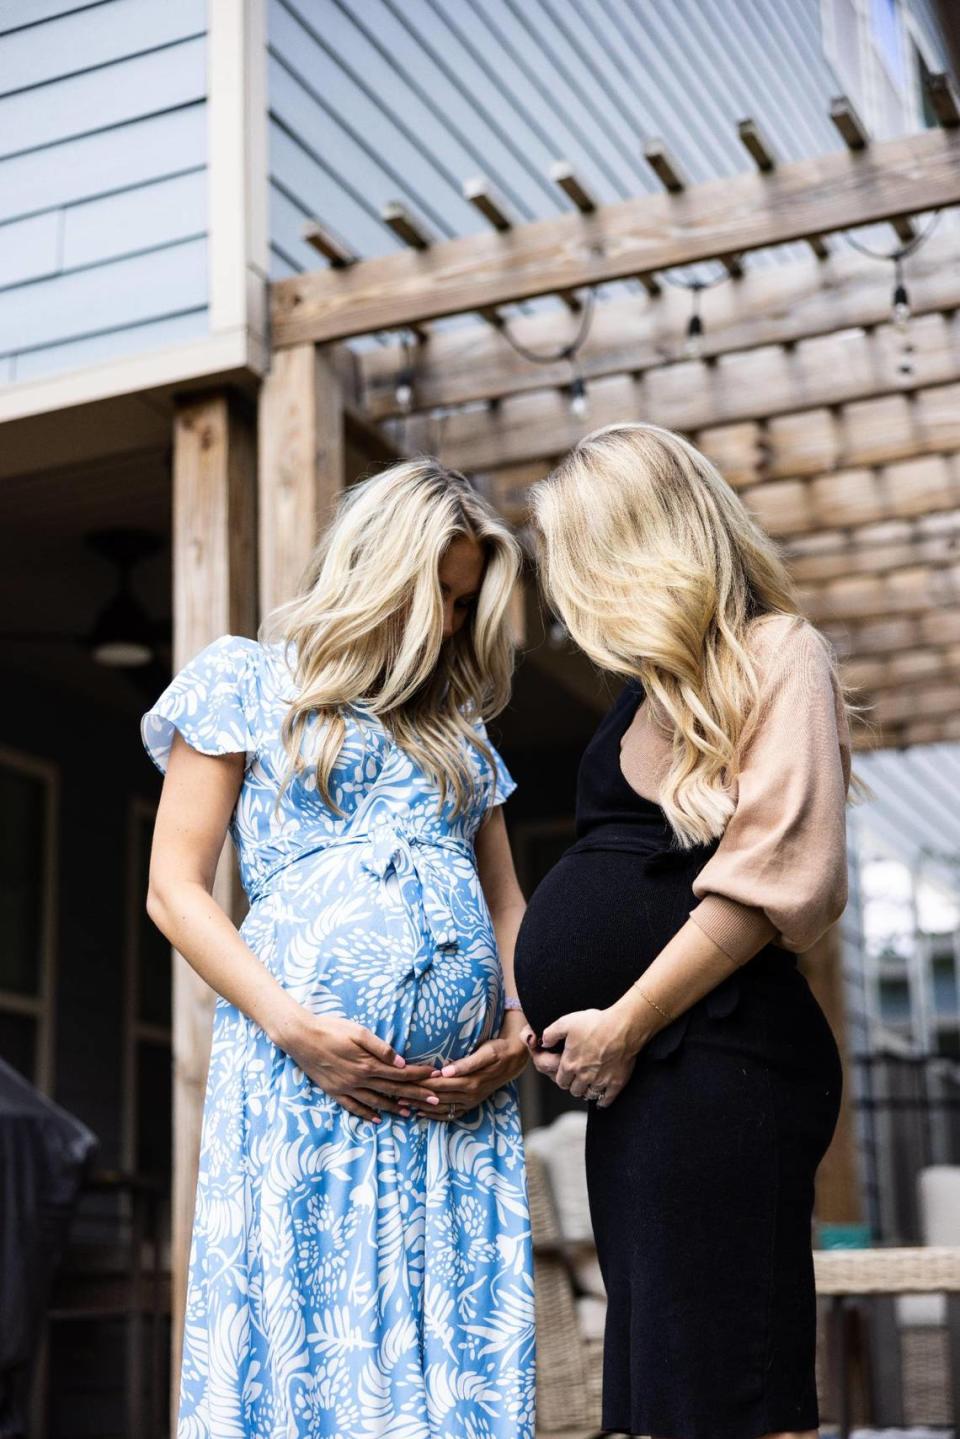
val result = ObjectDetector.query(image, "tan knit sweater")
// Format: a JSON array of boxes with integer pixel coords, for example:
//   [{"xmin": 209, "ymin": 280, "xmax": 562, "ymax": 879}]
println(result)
[{"xmin": 619, "ymin": 613, "xmax": 852, "ymax": 965}]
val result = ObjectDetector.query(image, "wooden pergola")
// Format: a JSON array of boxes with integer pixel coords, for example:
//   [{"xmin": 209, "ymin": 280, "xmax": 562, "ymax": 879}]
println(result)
[{"xmin": 168, "ymin": 88, "xmax": 960, "ymax": 1407}]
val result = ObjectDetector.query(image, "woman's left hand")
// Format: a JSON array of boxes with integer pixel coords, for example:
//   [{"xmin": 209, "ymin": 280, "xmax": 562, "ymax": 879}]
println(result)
[
  {"xmin": 415, "ymin": 1035, "xmax": 530, "ymax": 1118},
  {"xmin": 535, "ymin": 1006, "xmax": 642, "ymax": 1108}
]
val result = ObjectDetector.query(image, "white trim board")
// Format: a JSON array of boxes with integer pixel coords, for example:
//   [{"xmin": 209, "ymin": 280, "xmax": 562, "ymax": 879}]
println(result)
[
  {"xmin": 0, "ymin": 326, "xmax": 263, "ymax": 426},
  {"xmin": 208, "ymin": 0, "xmax": 269, "ymax": 346}
]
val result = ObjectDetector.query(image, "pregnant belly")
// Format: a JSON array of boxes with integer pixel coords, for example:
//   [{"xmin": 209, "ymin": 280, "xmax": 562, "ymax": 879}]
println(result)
[
  {"xmin": 514, "ymin": 848, "xmax": 701, "ymax": 1038},
  {"xmin": 242, "ymin": 861, "xmax": 502, "ymax": 1065}
]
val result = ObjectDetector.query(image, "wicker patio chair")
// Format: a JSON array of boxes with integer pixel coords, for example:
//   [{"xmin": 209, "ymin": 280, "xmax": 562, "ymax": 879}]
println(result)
[
  {"xmin": 526, "ymin": 1147, "xmax": 606, "ymax": 1438},
  {"xmin": 814, "ymin": 1245, "xmax": 960, "ymax": 1436}
]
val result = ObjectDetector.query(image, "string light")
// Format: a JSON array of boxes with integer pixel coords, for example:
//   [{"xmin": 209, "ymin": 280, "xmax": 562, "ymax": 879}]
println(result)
[
  {"xmin": 843, "ymin": 210, "xmax": 943, "ymax": 384},
  {"xmin": 892, "ymin": 256, "xmax": 911, "ymax": 330},
  {"xmin": 498, "ymin": 288, "xmax": 598, "ymax": 425},
  {"xmin": 393, "ymin": 330, "xmax": 416, "ymax": 412},
  {"xmin": 660, "ymin": 262, "xmax": 732, "ymax": 362},
  {"xmin": 685, "ymin": 283, "xmax": 705, "ymax": 360},
  {"xmin": 568, "ymin": 372, "xmax": 588, "ymax": 419}
]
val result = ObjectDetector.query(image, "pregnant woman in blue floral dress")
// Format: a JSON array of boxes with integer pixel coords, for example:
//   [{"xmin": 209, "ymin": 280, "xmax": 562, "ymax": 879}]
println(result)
[{"xmin": 140, "ymin": 461, "xmax": 534, "ymax": 1439}]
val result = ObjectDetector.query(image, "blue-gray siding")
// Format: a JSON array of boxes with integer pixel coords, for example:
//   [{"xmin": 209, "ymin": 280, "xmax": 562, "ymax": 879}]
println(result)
[
  {"xmin": 0, "ymin": 0, "xmax": 208, "ymax": 384},
  {"xmin": 266, "ymin": 0, "xmax": 950, "ymax": 326}
]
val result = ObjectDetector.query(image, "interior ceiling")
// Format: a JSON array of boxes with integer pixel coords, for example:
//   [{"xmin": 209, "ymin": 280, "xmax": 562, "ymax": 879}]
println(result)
[{"xmin": 0, "ymin": 447, "xmax": 172, "ymax": 711}]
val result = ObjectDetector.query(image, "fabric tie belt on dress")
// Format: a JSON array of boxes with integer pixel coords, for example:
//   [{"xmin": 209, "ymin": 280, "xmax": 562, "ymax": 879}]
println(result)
[{"xmin": 247, "ymin": 819, "xmax": 473, "ymax": 977}]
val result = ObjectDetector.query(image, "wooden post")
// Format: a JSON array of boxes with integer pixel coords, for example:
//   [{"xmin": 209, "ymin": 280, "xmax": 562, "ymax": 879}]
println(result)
[
  {"xmin": 169, "ymin": 389, "xmax": 258, "ymax": 1422},
  {"xmin": 800, "ymin": 925, "xmax": 865, "ymax": 1225},
  {"xmin": 258, "ymin": 342, "xmax": 345, "ymax": 617}
]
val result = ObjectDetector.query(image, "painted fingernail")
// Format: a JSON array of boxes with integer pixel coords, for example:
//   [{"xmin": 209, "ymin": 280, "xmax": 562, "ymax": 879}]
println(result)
[
  {"xmin": 393, "ymin": 1056, "xmax": 406, "ymax": 1067},
  {"xmin": 427, "ymin": 1095, "xmax": 440, "ymax": 1105},
  {"xmin": 441, "ymin": 1065, "xmax": 456, "ymax": 1077}
]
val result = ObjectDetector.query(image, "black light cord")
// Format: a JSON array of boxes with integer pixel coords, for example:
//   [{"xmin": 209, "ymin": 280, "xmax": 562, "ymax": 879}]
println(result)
[
  {"xmin": 841, "ymin": 207, "xmax": 944, "ymax": 263},
  {"xmin": 495, "ymin": 285, "xmax": 598, "ymax": 367}
]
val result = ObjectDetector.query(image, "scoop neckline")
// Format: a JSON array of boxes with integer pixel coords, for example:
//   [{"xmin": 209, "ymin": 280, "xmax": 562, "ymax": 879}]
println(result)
[{"xmin": 614, "ymin": 683, "xmax": 666, "ymax": 812}]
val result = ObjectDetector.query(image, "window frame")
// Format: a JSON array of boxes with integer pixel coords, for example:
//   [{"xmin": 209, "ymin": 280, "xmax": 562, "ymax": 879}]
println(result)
[
  {"xmin": 820, "ymin": 0, "xmax": 928, "ymax": 134},
  {"xmin": 0, "ymin": 743, "xmax": 58, "ymax": 1094},
  {"xmin": 122, "ymin": 793, "xmax": 172, "ymax": 1178}
]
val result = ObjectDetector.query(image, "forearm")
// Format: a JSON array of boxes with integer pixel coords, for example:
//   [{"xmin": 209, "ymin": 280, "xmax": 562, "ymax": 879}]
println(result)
[
  {"xmin": 491, "ymin": 895, "xmax": 527, "ymax": 1038},
  {"xmin": 608, "ymin": 915, "xmax": 768, "ymax": 1054},
  {"xmin": 146, "ymin": 879, "xmax": 306, "ymax": 1051}
]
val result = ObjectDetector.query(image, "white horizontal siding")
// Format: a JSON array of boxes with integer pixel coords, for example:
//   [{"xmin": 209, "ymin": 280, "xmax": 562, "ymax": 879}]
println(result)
[
  {"xmin": 0, "ymin": 0, "xmax": 209, "ymax": 387},
  {"xmin": 0, "ymin": 212, "xmax": 60, "ymax": 289},
  {"xmin": 0, "ymin": 236, "xmax": 207, "ymax": 360},
  {"xmin": 62, "ymin": 169, "xmax": 206, "ymax": 270},
  {"xmin": 13, "ymin": 306, "xmax": 209, "ymax": 382},
  {"xmin": 0, "ymin": 0, "xmax": 203, "ymax": 93},
  {"xmin": 0, "ymin": 33, "xmax": 206, "ymax": 160},
  {"xmin": 0, "ymin": 105, "xmax": 205, "ymax": 223},
  {"xmin": 0, "ymin": 2, "xmax": 106, "ymax": 33}
]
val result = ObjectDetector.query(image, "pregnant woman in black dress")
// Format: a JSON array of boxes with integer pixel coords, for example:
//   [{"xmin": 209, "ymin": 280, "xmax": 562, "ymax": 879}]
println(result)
[{"xmin": 512, "ymin": 422, "xmax": 864, "ymax": 1439}]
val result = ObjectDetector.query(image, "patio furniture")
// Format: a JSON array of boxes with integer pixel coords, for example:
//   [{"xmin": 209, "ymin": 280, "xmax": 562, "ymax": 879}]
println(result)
[
  {"xmin": 815, "ymin": 1245, "xmax": 960, "ymax": 1436},
  {"xmin": 526, "ymin": 1147, "xmax": 604, "ymax": 1437}
]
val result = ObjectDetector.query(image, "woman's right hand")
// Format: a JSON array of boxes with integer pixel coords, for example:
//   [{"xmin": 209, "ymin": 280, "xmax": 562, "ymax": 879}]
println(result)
[
  {"xmin": 284, "ymin": 1012, "xmax": 443, "ymax": 1123},
  {"xmin": 519, "ymin": 1022, "xmax": 563, "ymax": 1082}
]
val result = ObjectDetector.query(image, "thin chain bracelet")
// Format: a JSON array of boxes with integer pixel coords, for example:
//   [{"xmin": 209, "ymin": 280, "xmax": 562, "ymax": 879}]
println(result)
[{"xmin": 634, "ymin": 984, "xmax": 674, "ymax": 1023}]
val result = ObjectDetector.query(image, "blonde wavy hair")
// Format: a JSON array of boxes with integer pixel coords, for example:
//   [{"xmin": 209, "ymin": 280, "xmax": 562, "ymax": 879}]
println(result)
[
  {"xmin": 529, "ymin": 421, "xmax": 872, "ymax": 847},
  {"xmin": 260, "ymin": 458, "xmax": 521, "ymax": 816}
]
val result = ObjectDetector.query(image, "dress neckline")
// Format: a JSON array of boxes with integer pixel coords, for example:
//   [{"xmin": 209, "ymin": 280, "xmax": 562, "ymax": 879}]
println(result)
[{"xmin": 613, "ymin": 682, "xmax": 664, "ymax": 812}]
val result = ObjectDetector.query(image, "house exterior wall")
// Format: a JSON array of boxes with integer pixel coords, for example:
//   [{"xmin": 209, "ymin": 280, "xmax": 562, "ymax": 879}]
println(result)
[
  {"xmin": 265, "ymin": 0, "xmax": 951, "ymax": 290},
  {"xmin": 0, "ymin": 0, "xmax": 209, "ymax": 385}
]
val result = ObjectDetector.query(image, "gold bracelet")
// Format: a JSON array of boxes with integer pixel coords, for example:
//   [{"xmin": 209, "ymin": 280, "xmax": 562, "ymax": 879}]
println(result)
[{"xmin": 634, "ymin": 984, "xmax": 674, "ymax": 1023}]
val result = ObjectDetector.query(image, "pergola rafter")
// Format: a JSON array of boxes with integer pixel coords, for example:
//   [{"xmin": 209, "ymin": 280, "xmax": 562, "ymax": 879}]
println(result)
[
  {"xmin": 357, "ymin": 233, "xmax": 959, "ymax": 420},
  {"xmin": 261, "ymin": 97, "xmax": 960, "ymax": 751},
  {"xmin": 403, "ymin": 318, "xmax": 960, "ymax": 471},
  {"xmin": 274, "ymin": 126, "xmax": 960, "ymax": 346}
]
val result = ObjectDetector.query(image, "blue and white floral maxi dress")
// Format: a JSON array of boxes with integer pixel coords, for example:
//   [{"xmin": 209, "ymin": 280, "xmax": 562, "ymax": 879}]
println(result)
[{"xmin": 140, "ymin": 634, "xmax": 535, "ymax": 1439}]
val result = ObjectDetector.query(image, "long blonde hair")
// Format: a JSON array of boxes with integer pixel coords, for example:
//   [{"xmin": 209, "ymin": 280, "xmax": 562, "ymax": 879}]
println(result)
[
  {"xmin": 530, "ymin": 421, "xmax": 870, "ymax": 847},
  {"xmin": 261, "ymin": 458, "xmax": 521, "ymax": 815}
]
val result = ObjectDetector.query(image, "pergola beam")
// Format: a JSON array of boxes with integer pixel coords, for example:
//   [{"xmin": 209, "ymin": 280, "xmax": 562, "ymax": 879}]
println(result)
[
  {"xmin": 786, "ymin": 509, "xmax": 960, "ymax": 581},
  {"xmin": 853, "ymin": 714, "xmax": 960, "ymax": 748},
  {"xmin": 479, "ymin": 440, "xmax": 960, "ymax": 533},
  {"xmin": 799, "ymin": 562, "xmax": 960, "ymax": 625},
  {"xmin": 359, "ymin": 234, "xmax": 959, "ymax": 419},
  {"xmin": 412, "ymin": 315, "xmax": 960, "ymax": 473},
  {"xmin": 643, "ymin": 138, "xmax": 743, "ymax": 277},
  {"xmin": 270, "ymin": 127, "xmax": 960, "ymax": 346},
  {"xmin": 743, "ymin": 451, "xmax": 960, "ymax": 539},
  {"xmin": 824, "ymin": 604, "xmax": 960, "ymax": 659},
  {"xmin": 844, "ymin": 643, "xmax": 960, "ymax": 690}
]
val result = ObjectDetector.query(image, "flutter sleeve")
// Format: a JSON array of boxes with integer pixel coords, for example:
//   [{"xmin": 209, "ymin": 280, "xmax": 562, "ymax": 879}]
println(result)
[
  {"xmin": 687, "ymin": 619, "xmax": 852, "ymax": 962},
  {"xmin": 140, "ymin": 633, "xmax": 259, "ymax": 776},
  {"xmin": 473, "ymin": 717, "xmax": 518, "ymax": 807}
]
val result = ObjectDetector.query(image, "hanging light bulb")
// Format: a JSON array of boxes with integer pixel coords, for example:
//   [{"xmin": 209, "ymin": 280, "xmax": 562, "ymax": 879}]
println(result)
[
  {"xmin": 891, "ymin": 257, "xmax": 913, "ymax": 380},
  {"xmin": 394, "ymin": 374, "xmax": 413, "ymax": 411},
  {"xmin": 568, "ymin": 374, "xmax": 588, "ymax": 419},
  {"xmin": 684, "ymin": 281, "xmax": 705, "ymax": 360},
  {"xmin": 892, "ymin": 259, "xmax": 911, "ymax": 331},
  {"xmin": 394, "ymin": 330, "xmax": 416, "ymax": 412},
  {"xmin": 892, "ymin": 284, "xmax": 911, "ymax": 329}
]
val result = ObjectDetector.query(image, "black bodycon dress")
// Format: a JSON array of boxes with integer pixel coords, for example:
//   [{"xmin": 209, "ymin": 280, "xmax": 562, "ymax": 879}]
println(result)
[{"xmin": 513, "ymin": 677, "xmax": 843, "ymax": 1439}]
